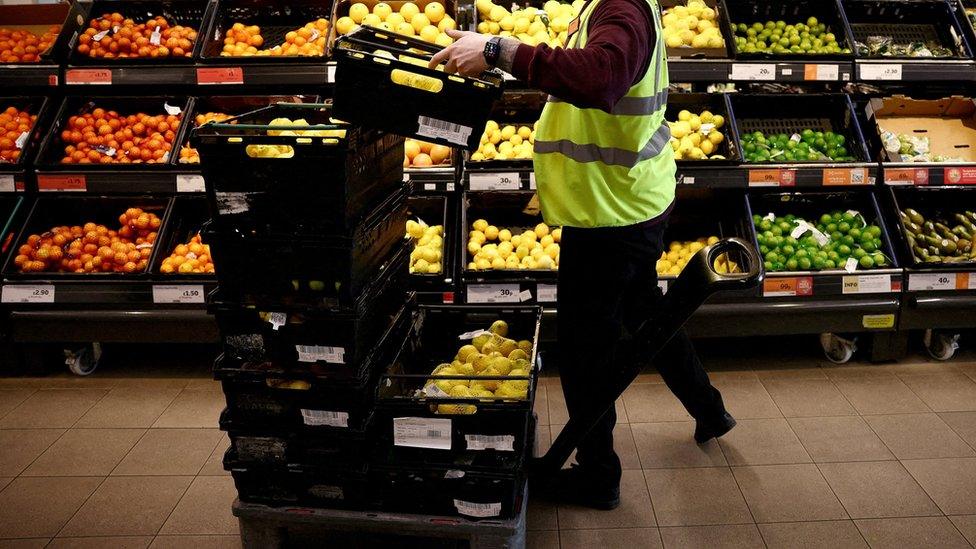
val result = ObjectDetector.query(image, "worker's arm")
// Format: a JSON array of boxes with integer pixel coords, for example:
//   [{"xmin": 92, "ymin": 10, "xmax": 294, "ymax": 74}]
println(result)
[{"xmin": 429, "ymin": 0, "xmax": 654, "ymax": 113}]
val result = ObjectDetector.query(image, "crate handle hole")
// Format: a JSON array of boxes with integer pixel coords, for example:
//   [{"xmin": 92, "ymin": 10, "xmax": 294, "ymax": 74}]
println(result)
[
  {"xmin": 955, "ymin": 144, "xmax": 970, "ymax": 149},
  {"xmin": 245, "ymin": 145, "xmax": 294, "ymax": 158},
  {"xmin": 227, "ymin": 137, "xmax": 242, "ymax": 143},
  {"xmin": 913, "ymin": 129, "xmax": 928, "ymax": 133}
]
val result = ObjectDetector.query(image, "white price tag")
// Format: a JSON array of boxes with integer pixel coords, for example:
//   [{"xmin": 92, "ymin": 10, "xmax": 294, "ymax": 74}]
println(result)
[
  {"xmin": 730, "ymin": 63, "xmax": 776, "ymax": 81},
  {"xmin": 844, "ymin": 257, "xmax": 858, "ymax": 273},
  {"xmin": 416, "ymin": 116, "xmax": 472, "ymax": 147},
  {"xmin": 536, "ymin": 284, "xmax": 557, "ymax": 303},
  {"xmin": 422, "ymin": 383, "xmax": 451, "ymax": 398},
  {"xmin": 295, "ymin": 345, "xmax": 345, "ymax": 364},
  {"xmin": 908, "ymin": 273, "xmax": 957, "ymax": 291},
  {"xmin": 1, "ymin": 285, "xmax": 54, "ymax": 303},
  {"xmin": 163, "ymin": 102, "xmax": 182, "ymax": 116},
  {"xmin": 467, "ymin": 284, "xmax": 521, "ymax": 303},
  {"xmin": 152, "ymin": 285, "xmax": 204, "ymax": 304},
  {"xmin": 424, "ymin": 183, "xmax": 436, "ymax": 191},
  {"xmin": 465, "ymin": 434, "xmax": 515, "ymax": 451},
  {"xmin": 149, "ymin": 26, "xmax": 161, "ymax": 45},
  {"xmin": 301, "ymin": 409, "xmax": 349, "ymax": 427},
  {"xmin": 267, "ymin": 312, "xmax": 287, "ymax": 330},
  {"xmin": 454, "ymin": 500, "xmax": 502, "ymax": 518},
  {"xmin": 0, "ymin": 174, "xmax": 14, "ymax": 192},
  {"xmin": 518, "ymin": 289, "xmax": 532, "ymax": 302},
  {"xmin": 92, "ymin": 29, "xmax": 109, "ymax": 41},
  {"xmin": 393, "ymin": 417, "xmax": 452, "ymax": 450},
  {"xmin": 14, "ymin": 131, "xmax": 27, "ymax": 149},
  {"xmin": 529, "ymin": 172, "xmax": 536, "ymax": 189},
  {"xmin": 176, "ymin": 174, "xmax": 205, "ymax": 193},
  {"xmin": 215, "ymin": 192, "xmax": 250, "ymax": 215},
  {"xmin": 468, "ymin": 172, "xmax": 520, "ymax": 191},
  {"xmin": 842, "ymin": 274, "xmax": 892, "ymax": 294},
  {"xmin": 327, "ymin": 64, "xmax": 336, "ymax": 83},
  {"xmin": 813, "ymin": 64, "xmax": 839, "ymax": 80},
  {"xmin": 860, "ymin": 63, "xmax": 902, "ymax": 81},
  {"xmin": 458, "ymin": 329, "xmax": 490, "ymax": 340},
  {"xmin": 658, "ymin": 279, "xmax": 669, "ymax": 293}
]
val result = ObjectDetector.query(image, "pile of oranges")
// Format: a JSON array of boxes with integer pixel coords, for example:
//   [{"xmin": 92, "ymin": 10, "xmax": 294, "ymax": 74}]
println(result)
[
  {"xmin": 221, "ymin": 19, "xmax": 329, "ymax": 57},
  {"xmin": 0, "ymin": 26, "xmax": 59, "ymax": 63},
  {"xmin": 58, "ymin": 106, "xmax": 182, "ymax": 164},
  {"xmin": 179, "ymin": 111, "xmax": 232, "ymax": 164},
  {"xmin": 160, "ymin": 233, "xmax": 214, "ymax": 274},
  {"xmin": 77, "ymin": 13, "xmax": 197, "ymax": 59},
  {"xmin": 14, "ymin": 208, "xmax": 161, "ymax": 274},
  {"xmin": 0, "ymin": 106, "xmax": 36, "ymax": 164},
  {"xmin": 405, "ymin": 138, "xmax": 451, "ymax": 168}
]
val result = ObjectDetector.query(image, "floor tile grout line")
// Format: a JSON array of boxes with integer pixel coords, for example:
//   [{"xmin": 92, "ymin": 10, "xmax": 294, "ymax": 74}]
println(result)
[
  {"xmin": 4, "ymin": 427, "xmax": 71, "ymax": 481},
  {"xmin": 153, "ymin": 475, "xmax": 198, "ymax": 537},
  {"xmin": 900, "ymin": 457, "xmax": 971, "ymax": 518},
  {"xmin": 0, "ymin": 388, "xmax": 38, "ymax": 422},
  {"xmin": 724, "ymin": 464, "xmax": 760, "ymax": 528},
  {"xmin": 106, "ymin": 428, "xmax": 154, "ymax": 477},
  {"xmin": 49, "ymin": 474, "xmax": 112, "ymax": 540},
  {"xmin": 937, "ymin": 412, "xmax": 976, "ymax": 455},
  {"xmin": 638, "ymin": 467, "xmax": 659, "ymax": 529}
]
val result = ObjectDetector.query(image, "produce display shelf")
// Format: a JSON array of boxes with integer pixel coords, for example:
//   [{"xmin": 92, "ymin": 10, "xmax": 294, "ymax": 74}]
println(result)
[
  {"xmin": 462, "ymin": 167, "xmax": 535, "ymax": 192},
  {"xmin": 8, "ymin": 308, "xmax": 217, "ymax": 343},
  {"xmin": 63, "ymin": 61, "xmax": 336, "ymax": 87},
  {"xmin": 855, "ymin": 59, "xmax": 976, "ymax": 82},
  {"xmin": 0, "ymin": 65, "xmax": 60, "ymax": 88},
  {"xmin": 881, "ymin": 163, "xmax": 976, "ymax": 186},
  {"xmin": 667, "ymin": 59, "xmax": 855, "ymax": 83},
  {"xmin": 677, "ymin": 162, "xmax": 880, "ymax": 188},
  {"xmin": 34, "ymin": 169, "xmax": 205, "ymax": 194},
  {"xmin": 0, "ymin": 279, "xmax": 216, "ymax": 307}
]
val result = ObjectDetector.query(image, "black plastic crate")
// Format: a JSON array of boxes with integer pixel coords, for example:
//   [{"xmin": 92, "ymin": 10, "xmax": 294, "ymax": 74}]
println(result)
[
  {"xmin": 660, "ymin": 0, "xmax": 736, "ymax": 59},
  {"xmin": 211, "ymin": 248, "xmax": 409, "ymax": 376},
  {"xmin": 721, "ymin": 0, "xmax": 856, "ymax": 60},
  {"xmin": 204, "ymin": 187, "xmax": 408, "ymax": 309},
  {"xmin": 0, "ymin": 3, "xmax": 73, "ymax": 64},
  {"xmin": 65, "ymin": 0, "xmax": 214, "ymax": 64},
  {"xmin": 221, "ymin": 410, "xmax": 372, "ymax": 467},
  {"xmin": 2, "ymin": 196, "xmax": 172, "ymax": 279},
  {"xmin": 228, "ymin": 458, "xmax": 373, "ymax": 510},
  {"xmin": 729, "ymin": 93, "xmax": 871, "ymax": 163},
  {"xmin": 199, "ymin": 0, "xmax": 333, "ymax": 62},
  {"xmin": 406, "ymin": 194, "xmax": 456, "ymax": 291},
  {"xmin": 151, "ymin": 196, "xmax": 214, "ymax": 277},
  {"xmin": 333, "ymin": 26, "xmax": 504, "ymax": 151},
  {"xmin": 665, "ymin": 92, "xmax": 741, "ymax": 164},
  {"xmin": 463, "ymin": 102, "xmax": 540, "ymax": 170},
  {"xmin": 0, "ymin": 96, "xmax": 51, "ymax": 174},
  {"xmin": 34, "ymin": 96, "xmax": 192, "ymax": 170},
  {"xmin": 193, "ymin": 102, "xmax": 404, "ymax": 235},
  {"xmin": 844, "ymin": 0, "xmax": 972, "ymax": 59},
  {"xmin": 886, "ymin": 186, "xmax": 976, "ymax": 269}
]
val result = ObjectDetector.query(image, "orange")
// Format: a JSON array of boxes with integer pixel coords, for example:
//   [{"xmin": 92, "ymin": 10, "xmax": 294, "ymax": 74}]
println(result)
[
  {"xmin": 419, "ymin": 140, "xmax": 433, "ymax": 154},
  {"xmin": 405, "ymin": 139, "xmax": 421, "ymax": 159},
  {"xmin": 429, "ymin": 144, "xmax": 450, "ymax": 164},
  {"xmin": 412, "ymin": 153, "xmax": 433, "ymax": 167}
]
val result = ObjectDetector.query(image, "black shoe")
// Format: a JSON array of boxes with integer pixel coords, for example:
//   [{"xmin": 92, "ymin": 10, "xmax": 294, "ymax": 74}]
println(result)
[
  {"xmin": 694, "ymin": 412, "xmax": 737, "ymax": 444},
  {"xmin": 535, "ymin": 464, "xmax": 620, "ymax": 510}
]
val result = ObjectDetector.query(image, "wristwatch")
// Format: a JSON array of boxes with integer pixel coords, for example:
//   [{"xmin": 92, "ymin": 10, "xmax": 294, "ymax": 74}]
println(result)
[{"xmin": 483, "ymin": 36, "xmax": 502, "ymax": 67}]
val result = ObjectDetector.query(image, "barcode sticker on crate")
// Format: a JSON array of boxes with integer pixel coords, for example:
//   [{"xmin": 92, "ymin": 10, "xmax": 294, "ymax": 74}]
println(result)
[
  {"xmin": 295, "ymin": 345, "xmax": 345, "ymax": 364},
  {"xmin": 537, "ymin": 284, "xmax": 557, "ymax": 303},
  {"xmin": 416, "ymin": 116, "xmax": 472, "ymax": 147},
  {"xmin": 308, "ymin": 485, "xmax": 344, "ymax": 500},
  {"xmin": 444, "ymin": 470, "xmax": 466, "ymax": 479},
  {"xmin": 458, "ymin": 329, "xmax": 491, "ymax": 340},
  {"xmin": 267, "ymin": 312, "xmax": 287, "ymax": 331},
  {"xmin": 300, "ymin": 409, "xmax": 349, "ymax": 427},
  {"xmin": 215, "ymin": 192, "xmax": 250, "ymax": 215},
  {"xmin": 465, "ymin": 434, "xmax": 515, "ymax": 451},
  {"xmin": 453, "ymin": 500, "xmax": 502, "ymax": 518},
  {"xmin": 393, "ymin": 417, "xmax": 452, "ymax": 450}
]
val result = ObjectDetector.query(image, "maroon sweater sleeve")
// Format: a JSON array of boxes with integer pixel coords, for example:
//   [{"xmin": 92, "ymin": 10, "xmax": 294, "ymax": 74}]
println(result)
[{"xmin": 510, "ymin": 0, "xmax": 655, "ymax": 112}]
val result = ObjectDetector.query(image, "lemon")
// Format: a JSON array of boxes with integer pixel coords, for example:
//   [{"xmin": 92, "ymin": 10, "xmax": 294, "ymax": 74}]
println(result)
[
  {"xmin": 373, "ymin": 2, "xmax": 393, "ymax": 19},
  {"xmin": 396, "ymin": 21, "xmax": 416, "ymax": 35},
  {"xmin": 551, "ymin": 227, "xmax": 561, "ymax": 242},
  {"xmin": 477, "ymin": 21, "xmax": 490, "ymax": 33},
  {"xmin": 467, "ymin": 241, "xmax": 481, "ymax": 255},
  {"xmin": 491, "ymin": 257, "xmax": 505, "ymax": 269},
  {"xmin": 425, "ymin": 2, "xmax": 446, "ymax": 23},
  {"xmin": 484, "ymin": 225, "xmax": 499, "ymax": 240},
  {"xmin": 707, "ymin": 36, "xmax": 724, "ymax": 48},
  {"xmin": 488, "ymin": 21, "xmax": 500, "ymax": 34},
  {"xmin": 500, "ymin": 125, "xmax": 516, "ymax": 140},
  {"xmin": 473, "ymin": 219, "xmax": 489, "ymax": 232},
  {"xmin": 335, "ymin": 16, "xmax": 356, "ymax": 34},
  {"xmin": 411, "ymin": 12, "xmax": 430, "ymax": 32},
  {"xmin": 713, "ymin": 114, "xmax": 725, "ymax": 128},
  {"xmin": 498, "ymin": 228, "xmax": 512, "ymax": 241},
  {"xmin": 362, "ymin": 13, "xmax": 382, "ymax": 27},
  {"xmin": 438, "ymin": 16, "xmax": 456, "ymax": 31},
  {"xmin": 666, "ymin": 34, "xmax": 683, "ymax": 48},
  {"xmin": 518, "ymin": 340, "xmax": 533, "ymax": 353},
  {"xmin": 708, "ymin": 131, "xmax": 724, "ymax": 145},
  {"xmin": 400, "ymin": 1, "xmax": 420, "ymax": 19},
  {"xmin": 489, "ymin": 5, "xmax": 507, "ymax": 22},
  {"xmin": 349, "ymin": 3, "xmax": 369, "ymax": 23},
  {"xmin": 435, "ymin": 32, "xmax": 452, "ymax": 46}
]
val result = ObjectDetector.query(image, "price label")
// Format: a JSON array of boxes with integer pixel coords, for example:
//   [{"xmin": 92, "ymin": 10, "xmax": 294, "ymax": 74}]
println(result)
[
  {"xmin": 300, "ymin": 409, "xmax": 349, "ymax": 427},
  {"xmin": 37, "ymin": 174, "xmax": 86, "ymax": 192},
  {"xmin": 468, "ymin": 172, "xmax": 521, "ymax": 191},
  {"xmin": 748, "ymin": 169, "xmax": 795, "ymax": 187},
  {"xmin": 1, "ymin": 285, "xmax": 55, "ymax": 303},
  {"xmin": 467, "ymin": 283, "xmax": 521, "ymax": 303},
  {"xmin": 763, "ymin": 276, "xmax": 813, "ymax": 297},
  {"xmin": 65, "ymin": 68, "xmax": 112, "ymax": 85},
  {"xmin": 943, "ymin": 167, "xmax": 976, "ymax": 185},
  {"xmin": 14, "ymin": 131, "xmax": 27, "ymax": 149},
  {"xmin": 152, "ymin": 285, "xmax": 205, "ymax": 304},
  {"xmin": 196, "ymin": 67, "xmax": 244, "ymax": 85},
  {"xmin": 454, "ymin": 500, "xmax": 502, "ymax": 518},
  {"xmin": 0, "ymin": 175, "xmax": 15, "ymax": 192},
  {"xmin": 176, "ymin": 174, "xmax": 205, "ymax": 193},
  {"xmin": 658, "ymin": 279, "xmax": 669, "ymax": 294},
  {"xmin": 327, "ymin": 64, "xmax": 336, "ymax": 83},
  {"xmin": 842, "ymin": 274, "xmax": 892, "ymax": 294},
  {"xmin": 860, "ymin": 63, "xmax": 902, "ymax": 81},
  {"xmin": 908, "ymin": 273, "xmax": 959, "ymax": 291},
  {"xmin": 465, "ymin": 434, "xmax": 515, "ymax": 451},
  {"xmin": 804, "ymin": 64, "xmax": 839, "ymax": 81},
  {"xmin": 295, "ymin": 345, "xmax": 345, "ymax": 364},
  {"xmin": 529, "ymin": 172, "xmax": 536, "ymax": 189},
  {"xmin": 863, "ymin": 314, "xmax": 895, "ymax": 329},
  {"xmin": 537, "ymin": 284, "xmax": 557, "ymax": 303},
  {"xmin": 884, "ymin": 167, "xmax": 928, "ymax": 186},
  {"xmin": 730, "ymin": 63, "xmax": 776, "ymax": 81},
  {"xmin": 393, "ymin": 417, "xmax": 452, "ymax": 450},
  {"xmin": 823, "ymin": 168, "xmax": 868, "ymax": 186}
]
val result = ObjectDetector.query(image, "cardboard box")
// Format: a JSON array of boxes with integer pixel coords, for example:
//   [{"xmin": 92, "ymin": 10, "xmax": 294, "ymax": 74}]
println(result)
[{"xmin": 870, "ymin": 96, "xmax": 976, "ymax": 163}]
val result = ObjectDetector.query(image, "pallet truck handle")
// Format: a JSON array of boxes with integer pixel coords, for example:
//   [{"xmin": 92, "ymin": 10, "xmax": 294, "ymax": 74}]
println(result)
[{"xmin": 532, "ymin": 238, "xmax": 763, "ymax": 477}]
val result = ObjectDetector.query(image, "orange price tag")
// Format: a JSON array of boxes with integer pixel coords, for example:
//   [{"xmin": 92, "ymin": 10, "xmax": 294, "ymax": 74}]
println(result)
[
  {"xmin": 37, "ymin": 174, "xmax": 86, "ymax": 192},
  {"xmin": 763, "ymin": 276, "xmax": 813, "ymax": 297},
  {"xmin": 957, "ymin": 273, "xmax": 971, "ymax": 290},
  {"xmin": 885, "ymin": 167, "xmax": 928, "ymax": 185},
  {"xmin": 822, "ymin": 167, "xmax": 868, "ymax": 186},
  {"xmin": 748, "ymin": 169, "xmax": 795, "ymax": 187},
  {"xmin": 196, "ymin": 67, "xmax": 244, "ymax": 85},
  {"xmin": 65, "ymin": 68, "xmax": 112, "ymax": 85}
]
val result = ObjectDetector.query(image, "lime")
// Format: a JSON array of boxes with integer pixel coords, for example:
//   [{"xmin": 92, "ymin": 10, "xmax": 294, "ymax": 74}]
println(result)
[
  {"xmin": 786, "ymin": 258, "xmax": 799, "ymax": 270},
  {"xmin": 807, "ymin": 16, "xmax": 819, "ymax": 27},
  {"xmin": 867, "ymin": 225, "xmax": 881, "ymax": 237},
  {"xmin": 852, "ymin": 248, "xmax": 867, "ymax": 259},
  {"xmin": 859, "ymin": 255, "xmax": 874, "ymax": 269},
  {"xmin": 861, "ymin": 240, "xmax": 877, "ymax": 253},
  {"xmin": 798, "ymin": 257, "xmax": 812, "ymax": 270},
  {"xmin": 838, "ymin": 244, "xmax": 852, "ymax": 256},
  {"xmin": 838, "ymin": 221, "xmax": 851, "ymax": 233},
  {"xmin": 872, "ymin": 253, "xmax": 886, "ymax": 266},
  {"xmin": 824, "ymin": 259, "xmax": 836, "ymax": 269},
  {"xmin": 764, "ymin": 260, "xmax": 773, "ymax": 271}
]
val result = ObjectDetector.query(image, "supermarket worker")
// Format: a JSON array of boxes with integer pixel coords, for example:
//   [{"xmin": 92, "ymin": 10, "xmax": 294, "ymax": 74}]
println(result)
[{"xmin": 431, "ymin": 0, "xmax": 734, "ymax": 510}]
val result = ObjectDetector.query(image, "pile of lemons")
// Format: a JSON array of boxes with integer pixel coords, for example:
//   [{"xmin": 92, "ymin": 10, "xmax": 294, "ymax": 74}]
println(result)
[
  {"xmin": 244, "ymin": 117, "xmax": 347, "ymax": 158},
  {"xmin": 406, "ymin": 218, "xmax": 444, "ymax": 275},
  {"xmin": 657, "ymin": 236, "xmax": 740, "ymax": 276},
  {"xmin": 424, "ymin": 320, "xmax": 534, "ymax": 414},
  {"xmin": 472, "ymin": 120, "xmax": 535, "ymax": 161},
  {"xmin": 663, "ymin": 0, "xmax": 725, "ymax": 49},
  {"xmin": 474, "ymin": 0, "xmax": 582, "ymax": 47},
  {"xmin": 468, "ymin": 218, "xmax": 560, "ymax": 271},
  {"xmin": 335, "ymin": 2, "xmax": 456, "ymax": 46},
  {"xmin": 668, "ymin": 109, "xmax": 726, "ymax": 160}
]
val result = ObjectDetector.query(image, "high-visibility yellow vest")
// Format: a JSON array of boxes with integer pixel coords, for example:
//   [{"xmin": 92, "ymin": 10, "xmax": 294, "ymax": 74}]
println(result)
[{"xmin": 533, "ymin": 0, "xmax": 675, "ymax": 228}]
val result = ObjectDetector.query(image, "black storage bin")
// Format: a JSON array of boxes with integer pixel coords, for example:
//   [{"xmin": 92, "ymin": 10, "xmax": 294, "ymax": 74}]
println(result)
[
  {"xmin": 463, "ymin": 102, "xmax": 540, "ymax": 170},
  {"xmin": 729, "ymin": 93, "xmax": 871, "ymax": 163},
  {"xmin": 221, "ymin": 410, "xmax": 372, "ymax": 467},
  {"xmin": 199, "ymin": 0, "xmax": 334, "ymax": 62},
  {"xmin": 843, "ymin": 0, "xmax": 972, "ymax": 59},
  {"xmin": 721, "ymin": 0, "xmax": 856, "ymax": 60},
  {"xmin": 665, "ymin": 92, "xmax": 741, "ymax": 164},
  {"xmin": 228, "ymin": 457, "xmax": 373, "ymax": 510},
  {"xmin": 192, "ymin": 102, "xmax": 404, "ymax": 235},
  {"xmin": 332, "ymin": 27, "xmax": 503, "ymax": 151},
  {"xmin": 151, "ymin": 196, "xmax": 214, "ymax": 277},
  {"xmin": 886, "ymin": 186, "xmax": 976, "ymax": 269},
  {"xmin": 0, "ymin": 3, "xmax": 73, "ymax": 65},
  {"xmin": 0, "ymin": 96, "xmax": 51, "ymax": 176},
  {"xmin": 406, "ymin": 194, "xmax": 455, "ymax": 291}
]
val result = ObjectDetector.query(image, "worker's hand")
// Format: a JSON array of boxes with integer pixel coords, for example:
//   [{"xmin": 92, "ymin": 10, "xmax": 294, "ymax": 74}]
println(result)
[{"xmin": 428, "ymin": 29, "xmax": 490, "ymax": 76}]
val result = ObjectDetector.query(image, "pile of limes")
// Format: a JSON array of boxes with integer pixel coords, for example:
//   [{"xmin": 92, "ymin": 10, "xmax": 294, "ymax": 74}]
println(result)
[
  {"xmin": 740, "ymin": 129, "xmax": 854, "ymax": 163},
  {"xmin": 732, "ymin": 16, "xmax": 851, "ymax": 55},
  {"xmin": 753, "ymin": 211, "xmax": 888, "ymax": 272}
]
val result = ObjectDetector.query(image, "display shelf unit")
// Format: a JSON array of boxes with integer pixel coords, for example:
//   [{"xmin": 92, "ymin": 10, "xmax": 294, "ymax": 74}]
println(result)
[{"xmin": 0, "ymin": 2, "xmax": 73, "ymax": 89}]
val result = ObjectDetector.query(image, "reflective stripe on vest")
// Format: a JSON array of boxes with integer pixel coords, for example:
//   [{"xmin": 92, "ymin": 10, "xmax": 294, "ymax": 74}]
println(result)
[
  {"xmin": 546, "ymin": 88, "xmax": 669, "ymax": 116},
  {"xmin": 533, "ymin": 123, "xmax": 671, "ymax": 167}
]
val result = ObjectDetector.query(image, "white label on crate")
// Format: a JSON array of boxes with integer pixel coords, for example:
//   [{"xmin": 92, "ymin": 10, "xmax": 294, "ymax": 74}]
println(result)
[
  {"xmin": 309, "ymin": 29, "xmax": 320, "ymax": 42},
  {"xmin": 518, "ymin": 289, "xmax": 532, "ymax": 302},
  {"xmin": 845, "ymin": 257, "xmax": 859, "ymax": 273},
  {"xmin": 453, "ymin": 500, "xmax": 502, "ymax": 518},
  {"xmin": 393, "ymin": 417, "xmax": 452, "ymax": 450},
  {"xmin": 0, "ymin": 175, "xmax": 14, "ymax": 192},
  {"xmin": 215, "ymin": 192, "xmax": 250, "ymax": 214},
  {"xmin": 537, "ymin": 284, "xmax": 557, "ymax": 303},
  {"xmin": 327, "ymin": 64, "xmax": 336, "ymax": 83},
  {"xmin": 781, "ymin": 68, "xmax": 792, "ymax": 76},
  {"xmin": 301, "ymin": 409, "xmax": 349, "ymax": 427},
  {"xmin": 811, "ymin": 228, "xmax": 830, "ymax": 247},
  {"xmin": 467, "ymin": 284, "xmax": 521, "ymax": 303},
  {"xmin": 149, "ymin": 26, "xmax": 161, "ymax": 45},
  {"xmin": 424, "ymin": 183, "xmax": 436, "ymax": 191},
  {"xmin": 860, "ymin": 63, "xmax": 902, "ymax": 80},
  {"xmin": 908, "ymin": 273, "xmax": 956, "ymax": 291},
  {"xmin": 422, "ymin": 383, "xmax": 451, "ymax": 398},
  {"xmin": 730, "ymin": 63, "xmax": 776, "ymax": 81},
  {"xmin": 267, "ymin": 312, "xmax": 287, "ymax": 331},
  {"xmin": 468, "ymin": 172, "xmax": 520, "ymax": 191},
  {"xmin": 1, "ymin": 285, "xmax": 54, "ymax": 303},
  {"xmin": 465, "ymin": 434, "xmax": 515, "ymax": 452},
  {"xmin": 444, "ymin": 470, "xmax": 466, "ymax": 479},
  {"xmin": 176, "ymin": 174, "xmax": 205, "ymax": 193},
  {"xmin": 790, "ymin": 221, "xmax": 812, "ymax": 239},
  {"xmin": 842, "ymin": 274, "xmax": 891, "ymax": 294},
  {"xmin": 163, "ymin": 102, "xmax": 182, "ymax": 116},
  {"xmin": 416, "ymin": 116, "xmax": 472, "ymax": 147},
  {"xmin": 15, "ymin": 131, "xmax": 27, "ymax": 149},
  {"xmin": 458, "ymin": 329, "xmax": 491, "ymax": 340},
  {"xmin": 814, "ymin": 64, "xmax": 839, "ymax": 80},
  {"xmin": 680, "ymin": 175, "xmax": 695, "ymax": 185},
  {"xmin": 658, "ymin": 279, "xmax": 669, "ymax": 293},
  {"xmin": 295, "ymin": 345, "xmax": 345, "ymax": 364},
  {"xmin": 529, "ymin": 172, "xmax": 536, "ymax": 189},
  {"xmin": 308, "ymin": 485, "xmax": 344, "ymax": 500},
  {"xmin": 92, "ymin": 29, "xmax": 109, "ymax": 41},
  {"xmin": 845, "ymin": 210, "xmax": 867, "ymax": 227},
  {"xmin": 152, "ymin": 285, "xmax": 204, "ymax": 304},
  {"xmin": 94, "ymin": 145, "xmax": 115, "ymax": 157},
  {"xmin": 446, "ymin": 182, "xmax": 455, "ymax": 192}
]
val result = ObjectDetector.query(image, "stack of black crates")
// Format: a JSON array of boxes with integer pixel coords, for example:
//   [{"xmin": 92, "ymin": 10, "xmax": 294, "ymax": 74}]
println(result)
[{"xmin": 192, "ymin": 102, "xmax": 410, "ymax": 511}]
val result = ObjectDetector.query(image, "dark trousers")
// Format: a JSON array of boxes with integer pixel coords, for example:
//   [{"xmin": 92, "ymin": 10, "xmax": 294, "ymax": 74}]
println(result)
[{"xmin": 556, "ymin": 219, "xmax": 727, "ymax": 486}]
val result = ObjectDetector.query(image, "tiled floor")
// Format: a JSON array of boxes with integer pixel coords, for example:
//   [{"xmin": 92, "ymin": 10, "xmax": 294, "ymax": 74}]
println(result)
[{"xmin": 1, "ymin": 346, "xmax": 976, "ymax": 548}]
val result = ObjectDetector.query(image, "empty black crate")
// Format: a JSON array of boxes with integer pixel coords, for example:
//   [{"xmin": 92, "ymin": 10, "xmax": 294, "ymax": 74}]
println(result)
[
  {"xmin": 199, "ymin": 0, "xmax": 333, "ymax": 62},
  {"xmin": 228, "ymin": 458, "xmax": 373, "ymax": 510},
  {"xmin": 192, "ymin": 102, "xmax": 404, "ymax": 235},
  {"xmin": 720, "ymin": 0, "xmax": 856, "ymax": 59},
  {"xmin": 332, "ymin": 27, "xmax": 503, "ymax": 151},
  {"xmin": 844, "ymin": 0, "xmax": 971, "ymax": 59},
  {"xmin": 221, "ymin": 410, "xmax": 372, "ymax": 468},
  {"xmin": 204, "ymin": 187, "xmax": 408, "ymax": 309}
]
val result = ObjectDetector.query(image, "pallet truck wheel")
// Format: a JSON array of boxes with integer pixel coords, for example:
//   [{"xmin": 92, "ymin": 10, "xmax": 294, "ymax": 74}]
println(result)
[
  {"xmin": 65, "ymin": 343, "xmax": 102, "ymax": 376},
  {"xmin": 820, "ymin": 333, "xmax": 856, "ymax": 364},
  {"xmin": 924, "ymin": 330, "xmax": 959, "ymax": 361}
]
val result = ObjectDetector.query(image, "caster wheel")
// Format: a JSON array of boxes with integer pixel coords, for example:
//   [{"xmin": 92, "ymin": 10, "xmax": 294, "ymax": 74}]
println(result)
[
  {"xmin": 924, "ymin": 330, "xmax": 959, "ymax": 361},
  {"xmin": 65, "ymin": 343, "xmax": 102, "ymax": 376},
  {"xmin": 820, "ymin": 333, "xmax": 857, "ymax": 364}
]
